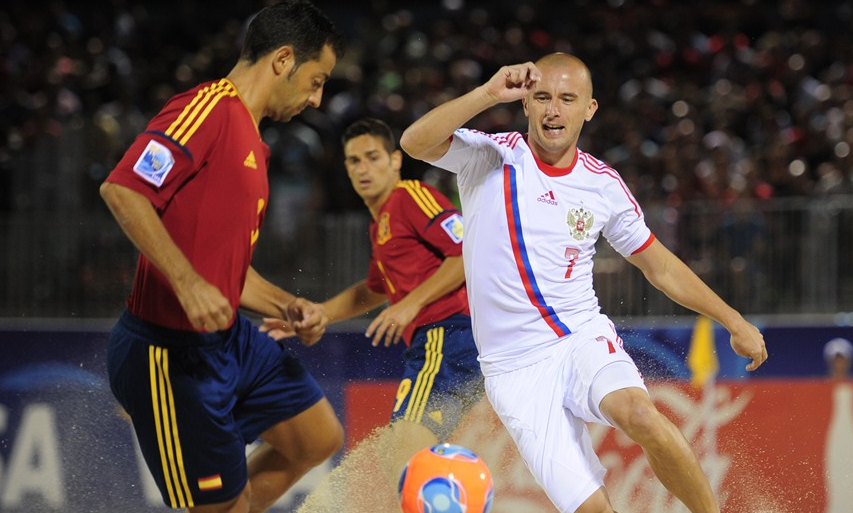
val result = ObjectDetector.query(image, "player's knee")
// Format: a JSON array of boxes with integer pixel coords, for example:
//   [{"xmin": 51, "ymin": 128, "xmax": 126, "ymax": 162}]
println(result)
[
  {"xmin": 603, "ymin": 392, "xmax": 665, "ymax": 444},
  {"xmin": 306, "ymin": 418, "xmax": 344, "ymax": 466},
  {"xmin": 326, "ymin": 419, "xmax": 345, "ymax": 456}
]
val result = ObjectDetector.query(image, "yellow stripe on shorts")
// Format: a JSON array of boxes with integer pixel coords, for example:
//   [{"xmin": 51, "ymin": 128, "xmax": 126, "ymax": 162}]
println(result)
[
  {"xmin": 404, "ymin": 326, "xmax": 445, "ymax": 424},
  {"xmin": 149, "ymin": 346, "xmax": 194, "ymax": 508}
]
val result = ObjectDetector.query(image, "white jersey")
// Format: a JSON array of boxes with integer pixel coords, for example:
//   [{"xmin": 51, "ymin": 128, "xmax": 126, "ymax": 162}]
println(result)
[{"xmin": 429, "ymin": 129, "xmax": 653, "ymax": 375}]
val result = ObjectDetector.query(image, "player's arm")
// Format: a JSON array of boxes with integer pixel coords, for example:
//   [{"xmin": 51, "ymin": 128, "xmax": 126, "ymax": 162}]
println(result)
[
  {"xmin": 626, "ymin": 238, "xmax": 768, "ymax": 371},
  {"xmin": 99, "ymin": 181, "xmax": 232, "ymax": 332},
  {"xmin": 322, "ymin": 280, "xmax": 388, "ymax": 323},
  {"xmin": 241, "ymin": 266, "xmax": 328, "ymax": 346},
  {"xmin": 401, "ymin": 62, "xmax": 541, "ymax": 162},
  {"xmin": 366, "ymin": 256, "xmax": 465, "ymax": 348},
  {"xmin": 259, "ymin": 280, "xmax": 385, "ymax": 343}
]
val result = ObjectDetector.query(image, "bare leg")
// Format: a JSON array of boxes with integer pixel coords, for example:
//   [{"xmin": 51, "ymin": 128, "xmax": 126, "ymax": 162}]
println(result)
[
  {"xmin": 574, "ymin": 486, "xmax": 618, "ymax": 513},
  {"xmin": 246, "ymin": 398, "xmax": 344, "ymax": 513},
  {"xmin": 600, "ymin": 387, "xmax": 719, "ymax": 513}
]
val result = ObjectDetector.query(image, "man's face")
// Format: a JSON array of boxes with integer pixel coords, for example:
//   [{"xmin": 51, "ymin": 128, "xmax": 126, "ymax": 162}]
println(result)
[
  {"xmin": 273, "ymin": 44, "xmax": 337, "ymax": 122},
  {"xmin": 523, "ymin": 62, "xmax": 597, "ymax": 157},
  {"xmin": 343, "ymin": 134, "xmax": 402, "ymax": 206}
]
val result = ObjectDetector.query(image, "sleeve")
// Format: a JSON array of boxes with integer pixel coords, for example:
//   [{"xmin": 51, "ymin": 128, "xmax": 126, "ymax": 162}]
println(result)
[
  {"xmin": 427, "ymin": 129, "xmax": 505, "ymax": 185},
  {"xmin": 105, "ymin": 131, "xmax": 195, "ymax": 210},
  {"xmin": 601, "ymin": 179, "xmax": 654, "ymax": 257},
  {"xmin": 398, "ymin": 181, "xmax": 464, "ymax": 257},
  {"xmin": 104, "ymin": 94, "xmax": 220, "ymax": 211}
]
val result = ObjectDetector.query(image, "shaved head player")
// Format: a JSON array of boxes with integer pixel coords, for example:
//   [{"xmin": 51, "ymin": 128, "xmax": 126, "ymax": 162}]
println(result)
[{"xmin": 402, "ymin": 52, "xmax": 768, "ymax": 513}]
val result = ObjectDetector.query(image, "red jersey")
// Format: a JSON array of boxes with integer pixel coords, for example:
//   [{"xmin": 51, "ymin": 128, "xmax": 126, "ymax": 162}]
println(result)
[
  {"xmin": 366, "ymin": 180, "xmax": 469, "ymax": 345},
  {"xmin": 106, "ymin": 79, "xmax": 270, "ymax": 331}
]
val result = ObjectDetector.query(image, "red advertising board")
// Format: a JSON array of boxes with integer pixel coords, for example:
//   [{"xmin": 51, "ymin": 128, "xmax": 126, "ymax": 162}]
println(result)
[{"xmin": 345, "ymin": 379, "xmax": 853, "ymax": 513}]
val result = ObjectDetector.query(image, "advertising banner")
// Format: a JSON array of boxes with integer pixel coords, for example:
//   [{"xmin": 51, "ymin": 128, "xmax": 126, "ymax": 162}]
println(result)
[{"xmin": 0, "ymin": 323, "xmax": 850, "ymax": 512}]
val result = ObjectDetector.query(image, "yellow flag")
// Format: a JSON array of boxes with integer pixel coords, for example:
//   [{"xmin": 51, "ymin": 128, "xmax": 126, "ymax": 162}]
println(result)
[{"xmin": 687, "ymin": 315, "xmax": 719, "ymax": 388}]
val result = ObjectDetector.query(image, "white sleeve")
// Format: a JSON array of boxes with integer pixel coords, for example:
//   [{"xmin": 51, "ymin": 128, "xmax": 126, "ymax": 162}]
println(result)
[
  {"xmin": 427, "ymin": 129, "xmax": 505, "ymax": 185},
  {"xmin": 602, "ymin": 181, "xmax": 653, "ymax": 257}
]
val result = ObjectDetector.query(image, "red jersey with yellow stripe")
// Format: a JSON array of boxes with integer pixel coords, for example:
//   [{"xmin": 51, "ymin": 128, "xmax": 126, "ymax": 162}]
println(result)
[
  {"xmin": 366, "ymin": 180, "xmax": 469, "ymax": 345},
  {"xmin": 106, "ymin": 78, "xmax": 270, "ymax": 331}
]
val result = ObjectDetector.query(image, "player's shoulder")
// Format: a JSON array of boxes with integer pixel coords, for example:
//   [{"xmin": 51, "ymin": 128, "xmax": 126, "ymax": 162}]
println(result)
[
  {"xmin": 575, "ymin": 149, "xmax": 627, "ymax": 184},
  {"xmin": 160, "ymin": 79, "xmax": 237, "ymax": 113},
  {"xmin": 153, "ymin": 79, "xmax": 240, "ymax": 143},
  {"xmin": 575, "ymin": 149, "xmax": 641, "ymax": 206},
  {"xmin": 462, "ymin": 129, "xmax": 525, "ymax": 150},
  {"xmin": 394, "ymin": 179, "xmax": 456, "ymax": 219}
]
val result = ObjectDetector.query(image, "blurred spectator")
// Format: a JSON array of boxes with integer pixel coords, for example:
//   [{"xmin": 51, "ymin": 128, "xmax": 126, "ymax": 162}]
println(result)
[
  {"xmin": 824, "ymin": 337, "xmax": 853, "ymax": 380},
  {"xmin": 5, "ymin": 0, "xmax": 853, "ymax": 317},
  {"xmin": 4, "ymin": 0, "xmax": 853, "ymax": 215}
]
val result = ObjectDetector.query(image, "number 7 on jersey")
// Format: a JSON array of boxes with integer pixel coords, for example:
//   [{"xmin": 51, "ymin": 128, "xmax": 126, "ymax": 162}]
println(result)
[{"xmin": 564, "ymin": 247, "xmax": 580, "ymax": 279}]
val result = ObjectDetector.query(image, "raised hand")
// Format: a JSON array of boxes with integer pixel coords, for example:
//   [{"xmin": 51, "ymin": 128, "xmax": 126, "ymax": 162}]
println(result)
[{"xmin": 484, "ymin": 62, "xmax": 542, "ymax": 103}]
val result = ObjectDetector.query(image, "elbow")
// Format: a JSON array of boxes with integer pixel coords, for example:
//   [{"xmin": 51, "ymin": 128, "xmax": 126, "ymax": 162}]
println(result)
[
  {"xmin": 400, "ymin": 129, "xmax": 450, "ymax": 163},
  {"xmin": 399, "ymin": 127, "xmax": 421, "ymax": 159},
  {"xmin": 99, "ymin": 181, "xmax": 116, "ymax": 207}
]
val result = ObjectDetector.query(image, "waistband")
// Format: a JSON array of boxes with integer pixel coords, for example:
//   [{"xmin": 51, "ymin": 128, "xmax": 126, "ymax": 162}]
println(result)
[{"xmin": 116, "ymin": 309, "xmax": 239, "ymax": 348}]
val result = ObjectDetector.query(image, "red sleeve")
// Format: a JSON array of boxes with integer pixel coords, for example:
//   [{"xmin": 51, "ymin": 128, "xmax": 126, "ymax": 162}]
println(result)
[
  {"xmin": 104, "ymin": 85, "xmax": 221, "ymax": 210},
  {"xmin": 105, "ymin": 132, "xmax": 195, "ymax": 210},
  {"xmin": 399, "ymin": 181, "xmax": 464, "ymax": 257}
]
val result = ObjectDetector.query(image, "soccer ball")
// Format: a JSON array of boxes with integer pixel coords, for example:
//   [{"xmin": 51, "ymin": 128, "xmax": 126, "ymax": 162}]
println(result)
[{"xmin": 398, "ymin": 443, "xmax": 494, "ymax": 513}]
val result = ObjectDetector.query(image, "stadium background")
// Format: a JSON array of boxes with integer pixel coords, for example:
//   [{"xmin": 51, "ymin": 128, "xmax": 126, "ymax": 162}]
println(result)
[{"xmin": 1, "ymin": 0, "xmax": 852, "ymax": 512}]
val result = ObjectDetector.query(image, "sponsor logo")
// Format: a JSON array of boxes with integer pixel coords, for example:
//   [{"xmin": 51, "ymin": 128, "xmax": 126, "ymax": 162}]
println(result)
[
  {"xmin": 537, "ymin": 190, "xmax": 558, "ymax": 206},
  {"xmin": 132, "ymin": 140, "xmax": 175, "ymax": 187},
  {"xmin": 244, "ymin": 150, "xmax": 257, "ymax": 169},
  {"xmin": 567, "ymin": 206, "xmax": 594, "ymax": 240},
  {"xmin": 440, "ymin": 213, "xmax": 464, "ymax": 244}
]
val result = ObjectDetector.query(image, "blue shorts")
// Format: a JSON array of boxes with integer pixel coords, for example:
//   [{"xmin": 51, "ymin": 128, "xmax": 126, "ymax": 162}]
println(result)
[
  {"xmin": 390, "ymin": 314, "xmax": 484, "ymax": 440},
  {"xmin": 107, "ymin": 310, "xmax": 324, "ymax": 508}
]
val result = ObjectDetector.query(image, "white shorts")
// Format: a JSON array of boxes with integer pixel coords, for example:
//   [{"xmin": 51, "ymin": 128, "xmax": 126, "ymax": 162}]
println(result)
[{"xmin": 484, "ymin": 315, "xmax": 647, "ymax": 513}]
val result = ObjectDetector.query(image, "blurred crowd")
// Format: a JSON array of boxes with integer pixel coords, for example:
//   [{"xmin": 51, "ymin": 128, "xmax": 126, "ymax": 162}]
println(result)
[
  {"xmin": 3, "ymin": 0, "xmax": 853, "ymax": 317},
  {"xmin": 3, "ymin": 0, "xmax": 853, "ymax": 216}
]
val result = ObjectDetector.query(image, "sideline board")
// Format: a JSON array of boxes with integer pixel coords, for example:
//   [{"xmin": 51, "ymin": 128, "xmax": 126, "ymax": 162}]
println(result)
[{"xmin": 0, "ymin": 322, "xmax": 849, "ymax": 512}]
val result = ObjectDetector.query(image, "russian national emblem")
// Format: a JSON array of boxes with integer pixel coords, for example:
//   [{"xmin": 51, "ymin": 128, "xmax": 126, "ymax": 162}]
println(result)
[
  {"xmin": 567, "ymin": 206, "xmax": 594, "ymax": 241},
  {"xmin": 377, "ymin": 212, "xmax": 392, "ymax": 245}
]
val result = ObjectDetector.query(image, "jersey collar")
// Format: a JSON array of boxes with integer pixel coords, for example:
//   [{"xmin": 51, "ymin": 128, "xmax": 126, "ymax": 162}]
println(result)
[{"xmin": 524, "ymin": 134, "xmax": 578, "ymax": 177}]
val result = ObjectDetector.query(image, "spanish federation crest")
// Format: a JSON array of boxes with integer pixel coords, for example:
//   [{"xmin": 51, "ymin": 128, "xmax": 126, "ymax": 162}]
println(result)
[
  {"xmin": 567, "ymin": 206, "xmax": 594, "ymax": 241},
  {"xmin": 376, "ymin": 212, "xmax": 391, "ymax": 245}
]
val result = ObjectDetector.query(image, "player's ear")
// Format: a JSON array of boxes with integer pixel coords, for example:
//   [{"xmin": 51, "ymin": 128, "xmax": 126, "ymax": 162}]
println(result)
[
  {"xmin": 391, "ymin": 149, "xmax": 403, "ymax": 172},
  {"xmin": 272, "ymin": 46, "xmax": 296, "ymax": 76},
  {"xmin": 585, "ymin": 98, "xmax": 598, "ymax": 122},
  {"xmin": 522, "ymin": 95, "xmax": 529, "ymax": 117}
]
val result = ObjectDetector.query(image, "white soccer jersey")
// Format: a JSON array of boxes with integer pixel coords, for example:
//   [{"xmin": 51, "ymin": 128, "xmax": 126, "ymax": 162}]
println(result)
[{"xmin": 430, "ymin": 129, "xmax": 654, "ymax": 375}]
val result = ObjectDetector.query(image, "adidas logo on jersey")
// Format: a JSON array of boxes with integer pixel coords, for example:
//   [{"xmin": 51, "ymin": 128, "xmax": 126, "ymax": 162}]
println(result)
[
  {"xmin": 537, "ymin": 190, "xmax": 558, "ymax": 206},
  {"xmin": 244, "ymin": 151, "xmax": 257, "ymax": 169}
]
